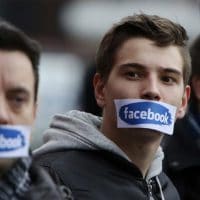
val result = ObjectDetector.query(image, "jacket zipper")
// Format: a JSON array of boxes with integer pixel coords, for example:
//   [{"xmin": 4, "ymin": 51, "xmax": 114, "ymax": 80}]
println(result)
[{"xmin": 147, "ymin": 179, "xmax": 154, "ymax": 200}]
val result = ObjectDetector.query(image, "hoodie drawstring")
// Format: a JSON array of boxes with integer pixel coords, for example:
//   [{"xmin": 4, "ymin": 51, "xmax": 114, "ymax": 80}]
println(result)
[{"xmin": 156, "ymin": 176, "xmax": 165, "ymax": 200}]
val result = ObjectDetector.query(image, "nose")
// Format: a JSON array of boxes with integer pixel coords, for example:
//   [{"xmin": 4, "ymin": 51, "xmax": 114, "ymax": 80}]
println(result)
[
  {"xmin": 0, "ymin": 98, "xmax": 11, "ymax": 124},
  {"xmin": 141, "ymin": 75, "xmax": 161, "ymax": 101}
]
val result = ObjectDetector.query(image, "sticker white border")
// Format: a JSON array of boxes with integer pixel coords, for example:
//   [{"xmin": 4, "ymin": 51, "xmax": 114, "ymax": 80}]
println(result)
[
  {"xmin": 0, "ymin": 125, "xmax": 31, "ymax": 158},
  {"xmin": 114, "ymin": 99, "xmax": 177, "ymax": 135}
]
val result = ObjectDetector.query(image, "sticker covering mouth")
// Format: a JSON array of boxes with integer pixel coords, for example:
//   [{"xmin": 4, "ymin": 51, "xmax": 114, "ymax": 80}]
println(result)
[
  {"xmin": 0, "ymin": 125, "xmax": 30, "ymax": 158},
  {"xmin": 114, "ymin": 99, "xmax": 177, "ymax": 135}
]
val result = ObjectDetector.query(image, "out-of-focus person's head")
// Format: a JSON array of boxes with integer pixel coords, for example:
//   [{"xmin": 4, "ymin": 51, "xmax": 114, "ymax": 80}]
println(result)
[
  {"xmin": 190, "ymin": 35, "xmax": 200, "ymax": 107},
  {"xmin": 0, "ymin": 19, "xmax": 41, "ymax": 173},
  {"xmin": 0, "ymin": 19, "xmax": 41, "ymax": 126},
  {"xmin": 96, "ymin": 13, "xmax": 191, "ymax": 86}
]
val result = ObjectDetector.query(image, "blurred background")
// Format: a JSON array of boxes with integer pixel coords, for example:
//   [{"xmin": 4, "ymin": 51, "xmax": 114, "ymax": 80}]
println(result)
[{"xmin": 0, "ymin": 0, "xmax": 199, "ymax": 149}]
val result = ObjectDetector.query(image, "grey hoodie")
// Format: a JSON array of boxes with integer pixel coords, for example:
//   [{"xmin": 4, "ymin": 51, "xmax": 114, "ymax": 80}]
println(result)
[{"xmin": 34, "ymin": 110, "xmax": 165, "ymax": 200}]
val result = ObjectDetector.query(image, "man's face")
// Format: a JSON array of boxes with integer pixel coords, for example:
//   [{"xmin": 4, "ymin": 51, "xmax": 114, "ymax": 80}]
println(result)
[
  {"xmin": 94, "ymin": 38, "xmax": 190, "ymax": 129},
  {"xmin": 0, "ymin": 50, "xmax": 36, "ymax": 126}
]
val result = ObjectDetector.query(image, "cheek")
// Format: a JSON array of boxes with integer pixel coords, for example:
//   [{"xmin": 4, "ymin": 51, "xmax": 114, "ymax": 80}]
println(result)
[
  {"xmin": 106, "ymin": 82, "xmax": 138, "ymax": 100},
  {"xmin": 172, "ymin": 94, "xmax": 183, "ymax": 107},
  {"xmin": 18, "ymin": 105, "xmax": 36, "ymax": 125}
]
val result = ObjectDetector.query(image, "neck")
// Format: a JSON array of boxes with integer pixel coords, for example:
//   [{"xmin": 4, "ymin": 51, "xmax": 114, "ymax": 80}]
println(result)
[{"xmin": 101, "ymin": 121, "xmax": 163, "ymax": 177}]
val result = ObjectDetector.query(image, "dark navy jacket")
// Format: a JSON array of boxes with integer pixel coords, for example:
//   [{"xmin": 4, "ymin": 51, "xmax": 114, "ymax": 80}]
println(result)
[{"xmin": 35, "ymin": 150, "xmax": 180, "ymax": 200}]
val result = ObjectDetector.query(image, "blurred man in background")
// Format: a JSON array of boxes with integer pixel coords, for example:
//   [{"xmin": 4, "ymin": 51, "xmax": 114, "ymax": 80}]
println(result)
[
  {"xmin": 163, "ymin": 35, "xmax": 200, "ymax": 200},
  {"xmin": 0, "ymin": 19, "xmax": 69, "ymax": 200}
]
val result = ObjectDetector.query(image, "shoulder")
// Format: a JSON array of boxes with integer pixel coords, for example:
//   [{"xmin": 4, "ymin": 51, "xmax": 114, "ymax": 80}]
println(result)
[
  {"xmin": 34, "ymin": 149, "xmax": 139, "ymax": 175},
  {"xmin": 158, "ymin": 172, "xmax": 180, "ymax": 200},
  {"xmin": 34, "ymin": 149, "xmax": 141, "ymax": 186},
  {"xmin": 25, "ymin": 163, "xmax": 67, "ymax": 200},
  {"xmin": 34, "ymin": 150, "xmax": 121, "ymax": 178}
]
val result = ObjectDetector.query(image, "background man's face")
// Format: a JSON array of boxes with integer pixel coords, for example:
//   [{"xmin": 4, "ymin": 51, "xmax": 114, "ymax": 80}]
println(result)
[{"xmin": 0, "ymin": 50, "xmax": 36, "ymax": 126}]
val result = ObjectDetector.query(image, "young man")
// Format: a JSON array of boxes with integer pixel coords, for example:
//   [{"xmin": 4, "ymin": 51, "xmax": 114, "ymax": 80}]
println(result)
[
  {"xmin": 0, "ymin": 20, "xmax": 69, "ymax": 199},
  {"xmin": 163, "ymin": 35, "xmax": 200, "ymax": 200},
  {"xmin": 34, "ymin": 14, "xmax": 191, "ymax": 200}
]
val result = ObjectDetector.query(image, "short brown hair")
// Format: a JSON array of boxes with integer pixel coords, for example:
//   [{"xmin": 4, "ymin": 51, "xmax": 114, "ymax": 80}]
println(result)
[{"xmin": 96, "ymin": 13, "xmax": 191, "ymax": 86}]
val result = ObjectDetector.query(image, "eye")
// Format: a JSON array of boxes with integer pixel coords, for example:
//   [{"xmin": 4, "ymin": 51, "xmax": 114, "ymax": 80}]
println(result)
[
  {"xmin": 125, "ymin": 71, "xmax": 143, "ymax": 80},
  {"xmin": 161, "ymin": 76, "xmax": 177, "ymax": 84},
  {"xmin": 14, "ymin": 96, "xmax": 26, "ymax": 103},
  {"xmin": 8, "ymin": 94, "xmax": 29, "ymax": 110},
  {"xmin": 11, "ymin": 96, "xmax": 26, "ymax": 107}
]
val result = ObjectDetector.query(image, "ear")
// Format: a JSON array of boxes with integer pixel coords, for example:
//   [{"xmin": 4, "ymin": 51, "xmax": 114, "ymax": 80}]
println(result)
[
  {"xmin": 93, "ymin": 73, "xmax": 105, "ymax": 108},
  {"xmin": 176, "ymin": 85, "xmax": 191, "ymax": 119}
]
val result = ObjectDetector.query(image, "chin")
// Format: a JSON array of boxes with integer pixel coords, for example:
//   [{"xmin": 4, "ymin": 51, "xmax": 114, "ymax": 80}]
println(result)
[
  {"xmin": 127, "ymin": 128, "xmax": 163, "ymax": 141},
  {"xmin": 0, "ymin": 158, "xmax": 17, "ymax": 171}
]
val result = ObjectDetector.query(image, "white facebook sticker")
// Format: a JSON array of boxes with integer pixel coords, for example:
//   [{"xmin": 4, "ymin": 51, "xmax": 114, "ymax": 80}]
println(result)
[
  {"xmin": 114, "ymin": 99, "xmax": 177, "ymax": 135},
  {"xmin": 0, "ymin": 125, "xmax": 31, "ymax": 158}
]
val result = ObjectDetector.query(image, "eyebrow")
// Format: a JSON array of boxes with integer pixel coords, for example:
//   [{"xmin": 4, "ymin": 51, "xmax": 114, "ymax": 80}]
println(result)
[
  {"xmin": 118, "ymin": 62, "xmax": 182, "ymax": 76},
  {"xmin": 118, "ymin": 63, "xmax": 146, "ymax": 71},
  {"xmin": 7, "ymin": 86, "xmax": 30, "ymax": 97}
]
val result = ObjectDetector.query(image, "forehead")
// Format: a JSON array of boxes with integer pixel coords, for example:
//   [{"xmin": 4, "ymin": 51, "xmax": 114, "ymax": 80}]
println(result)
[
  {"xmin": 114, "ymin": 37, "xmax": 183, "ymax": 73},
  {"xmin": 0, "ymin": 50, "xmax": 34, "ymax": 92}
]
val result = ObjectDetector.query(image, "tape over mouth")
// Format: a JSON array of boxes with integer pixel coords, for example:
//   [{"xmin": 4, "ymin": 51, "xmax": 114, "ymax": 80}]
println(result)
[
  {"xmin": 114, "ymin": 99, "xmax": 177, "ymax": 135},
  {"xmin": 0, "ymin": 125, "xmax": 31, "ymax": 158}
]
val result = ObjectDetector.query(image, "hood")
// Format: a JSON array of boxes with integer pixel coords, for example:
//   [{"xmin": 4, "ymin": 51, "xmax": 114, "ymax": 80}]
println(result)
[{"xmin": 34, "ymin": 110, "xmax": 164, "ymax": 180}]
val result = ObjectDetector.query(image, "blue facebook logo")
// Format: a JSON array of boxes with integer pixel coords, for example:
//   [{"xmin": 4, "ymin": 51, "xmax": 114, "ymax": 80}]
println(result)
[
  {"xmin": 0, "ymin": 127, "xmax": 25, "ymax": 152},
  {"xmin": 119, "ymin": 101, "xmax": 173, "ymax": 125}
]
